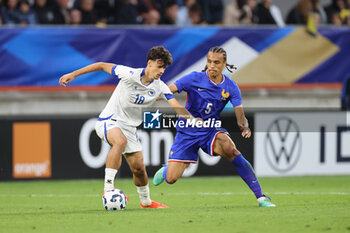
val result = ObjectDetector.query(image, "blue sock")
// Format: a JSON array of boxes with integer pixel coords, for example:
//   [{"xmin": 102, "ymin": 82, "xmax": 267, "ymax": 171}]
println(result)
[
  {"xmin": 232, "ymin": 154, "xmax": 264, "ymax": 199},
  {"xmin": 162, "ymin": 164, "xmax": 169, "ymax": 184}
]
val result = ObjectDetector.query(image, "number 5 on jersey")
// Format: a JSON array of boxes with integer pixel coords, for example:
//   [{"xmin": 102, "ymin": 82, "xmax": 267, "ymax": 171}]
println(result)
[
  {"xmin": 134, "ymin": 94, "xmax": 145, "ymax": 104},
  {"xmin": 205, "ymin": 103, "xmax": 212, "ymax": 114}
]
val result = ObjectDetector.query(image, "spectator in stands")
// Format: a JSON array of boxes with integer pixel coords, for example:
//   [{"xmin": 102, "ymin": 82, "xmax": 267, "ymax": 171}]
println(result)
[
  {"xmin": 0, "ymin": 0, "xmax": 4, "ymax": 22},
  {"xmin": 176, "ymin": 0, "xmax": 195, "ymax": 26},
  {"xmin": 52, "ymin": 0, "xmax": 71, "ymax": 24},
  {"xmin": 33, "ymin": 0, "xmax": 55, "ymax": 24},
  {"xmin": 159, "ymin": 0, "xmax": 178, "ymax": 24},
  {"xmin": 0, "ymin": 6, "xmax": 3, "ymax": 24},
  {"xmin": 286, "ymin": 0, "xmax": 310, "ymax": 25},
  {"xmin": 142, "ymin": 0, "xmax": 154, "ymax": 9},
  {"xmin": 197, "ymin": 0, "xmax": 223, "ymax": 24},
  {"xmin": 143, "ymin": 8, "xmax": 160, "ymax": 25},
  {"xmin": 311, "ymin": 0, "xmax": 327, "ymax": 24},
  {"xmin": 112, "ymin": 0, "xmax": 148, "ymax": 24},
  {"xmin": 346, "ymin": 0, "xmax": 350, "ymax": 10},
  {"xmin": 2, "ymin": 0, "xmax": 20, "ymax": 24},
  {"xmin": 78, "ymin": 0, "xmax": 96, "ymax": 24},
  {"xmin": 286, "ymin": 0, "xmax": 326, "ymax": 26},
  {"xmin": 339, "ymin": 0, "xmax": 350, "ymax": 24},
  {"xmin": 312, "ymin": 10, "xmax": 321, "ymax": 25},
  {"xmin": 16, "ymin": 0, "xmax": 37, "ymax": 24},
  {"xmin": 223, "ymin": 0, "xmax": 255, "ymax": 25},
  {"xmin": 137, "ymin": 0, "xmax": 152, "ymax": 24},
  {"xmin": 94, "ymin": 0, "xmax": 113, "ymax": 23},
  {"xmin": 151, "ymin": 0, "xmax": 167, "ymax": 19},
  {"xmin": 345, "ymin": 0, "xmax": 350, "ymax": 25},
  {"xmin": 188, "ymin": 3, "xmax": 205, "ymax": 25},
  {"xmin": 330, "ymin": 11, "xmax": 342, "ymax": 25},
  {"xmin": 253, "ymin": 0, "xmax": 284, "ymax": 27},
  {"xmin": 70, "ymin": 8, "xmax": 81, "ymax": 24},
  {"xmin": 325, "ymin": 0, "xmax": 346, "ymax": 23}
]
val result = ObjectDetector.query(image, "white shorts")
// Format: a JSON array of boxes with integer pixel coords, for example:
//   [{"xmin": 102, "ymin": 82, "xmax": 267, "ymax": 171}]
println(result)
[{"xmin": 95, "ymin": 117, "xmax": 142, "ymax": 154}]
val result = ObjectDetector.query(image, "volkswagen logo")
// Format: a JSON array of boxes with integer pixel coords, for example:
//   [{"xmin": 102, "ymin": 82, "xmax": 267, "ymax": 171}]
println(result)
[{"xmin": 264, "ymin": 117, "xmax": 302, "ymax": 173}]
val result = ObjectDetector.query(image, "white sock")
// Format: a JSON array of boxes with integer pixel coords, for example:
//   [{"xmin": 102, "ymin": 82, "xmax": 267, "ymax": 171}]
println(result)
[
  {"xmin": 137, "ymin": 184, "xmax": 152, "ymax": 206},
  {"xmin": 104, "ymin": 168, "xmax": 117, "ymax": 192}
]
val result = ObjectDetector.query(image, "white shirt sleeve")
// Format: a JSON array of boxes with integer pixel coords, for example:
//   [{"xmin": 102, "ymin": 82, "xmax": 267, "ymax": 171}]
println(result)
[
  {"xmin": 159, "ymin": 81, "xmax": 174, "ymax": 101},
  {"xmin": 111, "ymin": 65, "xmax": 132, "ymax": 80}
]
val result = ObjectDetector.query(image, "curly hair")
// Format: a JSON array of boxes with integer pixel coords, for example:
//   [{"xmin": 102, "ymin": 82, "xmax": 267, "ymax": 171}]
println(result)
[
  {"xmin": 202, "ymin": 46, "xmax": 237, "ymax": 73},
  {"xmin": 147, "ymin": 46, "xmax": 173, "ymax": 68}
]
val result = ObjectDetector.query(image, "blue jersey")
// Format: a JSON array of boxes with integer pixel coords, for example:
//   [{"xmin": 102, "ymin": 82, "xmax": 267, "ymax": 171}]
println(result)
[{"xmin": 174, "ymin": 71, "xmax": 242, "ymax": 134}]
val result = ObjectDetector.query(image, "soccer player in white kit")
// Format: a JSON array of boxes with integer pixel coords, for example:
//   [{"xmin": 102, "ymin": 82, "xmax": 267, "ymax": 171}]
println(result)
[{"xmin": 59, "ymin": 46, "xmax": 192, "ymax": 208}]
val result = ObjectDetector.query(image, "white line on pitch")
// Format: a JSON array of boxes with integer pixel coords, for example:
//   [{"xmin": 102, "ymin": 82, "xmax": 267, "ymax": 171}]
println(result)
[{"xmin": 0, "ymin": 191, "xmax": 349, "ymax": 198}]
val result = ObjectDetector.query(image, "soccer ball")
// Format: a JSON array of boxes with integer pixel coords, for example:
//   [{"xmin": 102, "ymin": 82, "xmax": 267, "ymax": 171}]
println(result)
[{"xmin": 102, "ymin": 189, "xmax": 127, "ymax": 211}]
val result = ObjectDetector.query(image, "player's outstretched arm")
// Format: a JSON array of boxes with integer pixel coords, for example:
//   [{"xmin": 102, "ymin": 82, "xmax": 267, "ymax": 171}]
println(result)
[
  {"xmin": 156, "ymin": 84, "xmax": 179, "ymax": 101},
  {"xmin": 234, "ymin": 105, "xmax": 251, "ymax": 138},
  {"xmin": 166, "ymin": 98, "xmax": 195, "ymax": 120},
  {"xmin": 59, "ymin": 62, "xmax": 115, "ymax": 87},
  {"xmin": 168, "ymin": 84, "xmax": 179, "ymax": 93}
]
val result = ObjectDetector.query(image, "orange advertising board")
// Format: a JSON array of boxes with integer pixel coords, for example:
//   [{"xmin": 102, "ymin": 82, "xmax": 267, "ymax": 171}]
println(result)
[{"xmin": 12, "ymin": 122, "xmax": 52, "ymax": 178}]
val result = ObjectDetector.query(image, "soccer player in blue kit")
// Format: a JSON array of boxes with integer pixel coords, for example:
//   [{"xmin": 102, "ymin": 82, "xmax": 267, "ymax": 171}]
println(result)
[{"xmin": 153, "ymin": 46, "xmax": 276, "ymax": 207}]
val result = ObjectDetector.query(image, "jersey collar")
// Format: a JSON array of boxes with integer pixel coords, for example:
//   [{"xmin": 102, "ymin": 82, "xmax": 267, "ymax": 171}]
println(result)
[
  {"xmin": 140, "ymin": 68, "xmax": 154, "ymax": 86},
  {"xmin": 140, "ymin": 68, "xmax": 145, "ymax": 77},
  {"xmin": 205, "ymin": 70, "xmax": 225, "ymax": 86}
]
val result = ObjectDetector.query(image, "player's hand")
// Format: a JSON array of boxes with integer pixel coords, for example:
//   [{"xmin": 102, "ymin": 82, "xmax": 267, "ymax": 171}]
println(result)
[
  {"xmin": 59, "ymin": 73, "xmax": 75, "ymax": 87},
  {"xmin": 241, "ymin": 127, "xmax": 251, "ymax": 138}
]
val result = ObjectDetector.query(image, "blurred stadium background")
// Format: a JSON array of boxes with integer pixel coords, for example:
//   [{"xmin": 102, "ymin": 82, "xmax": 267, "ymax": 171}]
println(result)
[
  {"xmin": 1, "ymin": 1, "xmax": 350, "ymax": 233},
  {"xmin": 0, "ymin": 0, "xmax": 350, "ymax": 188}
]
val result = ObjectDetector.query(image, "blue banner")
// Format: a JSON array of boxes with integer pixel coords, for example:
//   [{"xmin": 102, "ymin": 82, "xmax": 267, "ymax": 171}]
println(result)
[{"xmin": 0, "ymin": 26, "xmax": 349, "ymax": 86}]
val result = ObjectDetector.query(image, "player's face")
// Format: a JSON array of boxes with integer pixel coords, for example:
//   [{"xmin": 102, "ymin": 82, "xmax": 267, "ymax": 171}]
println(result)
[
  {"xmin": 206, "ymin": 52, "xmax": 226, "ymax": 78},
  {"xmin": 147, "ymin": 59, "xmax": 166, "ymax": 80}
]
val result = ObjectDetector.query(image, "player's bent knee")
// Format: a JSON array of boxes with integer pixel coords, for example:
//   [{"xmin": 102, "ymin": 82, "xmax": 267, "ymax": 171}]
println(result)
[
  {"xmin": 110, "ymin": 137, "xmax": 127, "ymax": 148},
  {"xmin": 131, "ymin": 166, "xmax": 146, "ymax": 177},
  {"xmin": 221, "ymin": 145, "xmax": 241, "ymax": 160},
  {"xmin": 224, "ymin": 141, "xmax": 240, "ymax": 155}
]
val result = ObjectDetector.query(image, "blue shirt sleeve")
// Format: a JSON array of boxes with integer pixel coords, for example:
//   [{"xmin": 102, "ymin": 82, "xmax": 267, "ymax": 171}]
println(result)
[
  {"xmin": 229, "ymin": 81, "xmax": 242, "ymax": 107},
  {"xmin": 111, "ymin": 65, "xmax": 117, "ymax": 75},
  {"xmin": 111, "ymin": 65, "xmax": 121, "ymax": 79},
  {"xmin": 164, "ymin": 93, "xmax": 175, "ymax": 100},
  {"xmin": 174, "ymin": 72, "xmax": 196, "ymax": 93}
]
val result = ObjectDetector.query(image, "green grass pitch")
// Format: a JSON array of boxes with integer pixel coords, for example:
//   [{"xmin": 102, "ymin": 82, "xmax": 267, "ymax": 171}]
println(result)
[{"xmin": 1, "ymin": 176, "xmax": 349, "ymax": 233}]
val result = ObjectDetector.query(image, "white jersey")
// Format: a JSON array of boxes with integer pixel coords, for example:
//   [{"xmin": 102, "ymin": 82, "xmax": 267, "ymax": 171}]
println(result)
[{"xmin": 98, "ymin": 65, "xmax": 174, "ymax": 127}]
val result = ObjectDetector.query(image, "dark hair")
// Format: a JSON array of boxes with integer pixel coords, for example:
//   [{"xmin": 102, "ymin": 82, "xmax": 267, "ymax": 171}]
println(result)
[
  {"xmin": 19, "ymin": 0, "xmax": 30, "ymax": 6},
  {"xmin": 237, "ymin": 0, "xmax": 246, "ymax": 9},
  {"xmin": 189, "ymin": 3, "xmax": 201, "ymax": 14},
  {"xmin": 202, "ymin": 46, "xmax": 237, "ymax": 73},
  {"xmin": 147, "ymin": 46, "xmax": 173, "ymax": 68}
]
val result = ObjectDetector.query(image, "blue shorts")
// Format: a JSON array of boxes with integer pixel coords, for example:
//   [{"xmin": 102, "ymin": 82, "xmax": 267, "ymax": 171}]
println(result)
[{"xmin": 168, "ymin": 128, "xmax": 229, "ymax": 163}]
